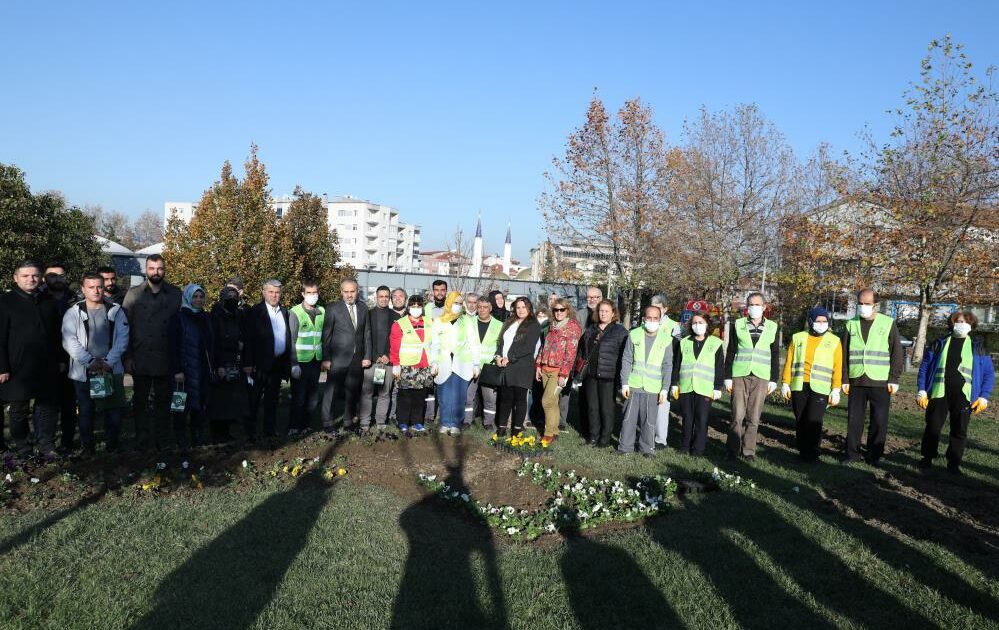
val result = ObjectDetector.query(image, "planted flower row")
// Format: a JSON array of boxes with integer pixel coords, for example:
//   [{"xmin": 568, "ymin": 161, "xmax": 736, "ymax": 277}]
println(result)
[{"xmin": 489, "ymin": 432, "xmax": 551, "ymax": 454}]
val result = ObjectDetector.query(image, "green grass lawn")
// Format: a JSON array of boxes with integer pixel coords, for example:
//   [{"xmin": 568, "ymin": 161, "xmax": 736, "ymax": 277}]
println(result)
[{"xmin": 1, "ymin": 373, "xmax": 997, "ymax": 629}]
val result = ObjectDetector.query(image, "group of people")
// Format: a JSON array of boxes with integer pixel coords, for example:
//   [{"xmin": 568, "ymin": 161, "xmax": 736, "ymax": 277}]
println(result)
[{"xmin": 0, "ymin": 257, "xmax": 993, "ymax": 475}]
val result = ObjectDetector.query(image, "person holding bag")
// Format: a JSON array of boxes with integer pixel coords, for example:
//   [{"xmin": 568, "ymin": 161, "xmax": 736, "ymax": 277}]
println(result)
[
  {"xmin": 62, "ymin": 272, "xmax": 130, "ymax": 454},
  {"xmin": 534, "ymin": 298, "xmax": 582, "ymax": 446},
  {"xmin": 168, "ymin": 284, "xmax": 213, "ymax": 453},
  {"xmin": 494, "ymin": 297, "xmax": 542, "ymax": 437},
  {"xmin": 390, "ymin": 295, "xmax": 434, "ymax": 433}
]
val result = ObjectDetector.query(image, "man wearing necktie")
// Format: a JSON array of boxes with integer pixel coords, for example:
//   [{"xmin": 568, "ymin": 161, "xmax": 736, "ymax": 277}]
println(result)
[{"xmin": 320, "ymin": 278, "xmax": 371, "ymax": 431}]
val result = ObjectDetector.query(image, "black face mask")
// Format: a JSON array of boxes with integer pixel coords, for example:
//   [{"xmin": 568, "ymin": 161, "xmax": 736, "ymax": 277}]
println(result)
[
  {"xmin": 48, "ymin": 280, "xmax": 67, "ymax": 291},
  {"xmin": 223, "ymin": 298, "xmax": 238, "ymax": 311}
]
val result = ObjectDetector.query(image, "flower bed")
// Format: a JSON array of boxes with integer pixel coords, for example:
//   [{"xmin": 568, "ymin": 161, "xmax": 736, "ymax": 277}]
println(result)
[
  {"xmin": 417, "ymin": 460, "xmax": 706, "ymax": 541},
  {"xmin": 488, "ymin": 432, "xmax": 552, "ymax": 455}
]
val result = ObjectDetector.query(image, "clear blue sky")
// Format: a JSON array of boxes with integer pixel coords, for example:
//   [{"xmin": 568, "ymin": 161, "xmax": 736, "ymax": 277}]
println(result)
[{"xmin": 3, "ymin": 1, "xmax": 997, "ymax": 260}]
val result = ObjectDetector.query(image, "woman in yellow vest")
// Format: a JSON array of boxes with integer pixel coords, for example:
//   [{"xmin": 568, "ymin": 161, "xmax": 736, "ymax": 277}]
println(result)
[
  {"xmin": 431, "ymin": 291, "xmax": 480, "ymax": 436},
  {"xmin": 916, "ymin": 311, "xmax": 994, "ymax": 475},
  {"xmin": 669, "ymin": 311, "xmax": 724, "ymax": 456},
  {"xmin": 389, "ymin": 295, "xmax": 434, "ymax": 433},
  {"xmin": 780, "ymin": 307, "xmax": 843, "ymax": 461}
]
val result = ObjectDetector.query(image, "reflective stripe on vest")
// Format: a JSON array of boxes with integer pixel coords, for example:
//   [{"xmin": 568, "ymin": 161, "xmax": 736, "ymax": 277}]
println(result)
[
  {"xmin": 291, "ymin": 304, "xmax": 325, "ymax": 363},
  {"xmin": 477, "ymin": 318, "xmax": 503, "ymax": 366},
  {"xmin": 627, "ymin": 327, "xmax": 671, "ymax": 394},
  {"xmin": 845, "ymin": 313, "xmax": 893, "ymax": 381},
  {"xmin": 397, "ymin": 316, "xmax": 431, "ymax": 367},
  {"xmin": 789, "ymin": 331, "xmax": 839, "ymax": 395},
  {"xmin": 929, "ymin": 337, "xmax": 974, "ymax": 402},
  {"xmin": 731, "ymin": 318, "xmax": 777, "ymax": 379},
  {"xmin": 434, "ymin": 316, "xmax": 479, "ymax": 365},
  {"xmin": 678, "ymin": 335, "xmax": 723, "ymax": 397}
]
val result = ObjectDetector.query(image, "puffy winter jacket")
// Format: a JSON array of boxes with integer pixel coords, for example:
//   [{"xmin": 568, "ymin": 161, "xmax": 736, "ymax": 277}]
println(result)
[{"xmin": 581, "ymin": 322, "xmax": 628, "ymax": 380}]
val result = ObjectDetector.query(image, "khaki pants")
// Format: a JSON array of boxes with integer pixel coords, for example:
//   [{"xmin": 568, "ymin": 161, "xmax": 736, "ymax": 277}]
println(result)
[
  {"xmin": 540, "ymin": 370, "xmax": 564, "ymax": 437},
  {"xmin": 728, "ymin": 374, "xmax": 769, "ymax": 456}
]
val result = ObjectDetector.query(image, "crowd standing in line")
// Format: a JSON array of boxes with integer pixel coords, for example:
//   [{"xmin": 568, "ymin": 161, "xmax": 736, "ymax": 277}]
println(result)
[{"xmin": 0, "ymin": 257, "xmax": 994, "ymax": 476}]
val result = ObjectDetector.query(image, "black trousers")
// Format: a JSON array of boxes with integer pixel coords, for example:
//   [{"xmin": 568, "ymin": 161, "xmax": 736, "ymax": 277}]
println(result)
[
  {"xmin": 173, "ymin": 409, "xmax": 205, "ymax": 451},
  {"xmin": 846, "ymin": 385, "xmax": 890, "ymax": 462},
  {"xmin": 585, "ymin": 377, "xmax": 617, "ymax": 445},
  {"xmin": 290, "ymin": 360, "xmax": 322, "ymax": 431},
  {"xmin": 53, "ymin": 374, "xmax": 78, "ymax": 449},
  {"xmin": 248, "ymin": 368, "xmax": 283, "ymax": 439},
  {"xmin": 678, "ymin": 392, "xmax": 712, "ymax": 455},
  {"xmin": 921, "ymin": 385, "xmax": 972, "ymax": 467},
  {"xmin": 132, "ymin": 375, "xmax": 172, "ymax": 449},
  {"xmin": 791, "ymin": 384, "xmax": 828, "ymax": 460},
  {"xmin": 496, "ymin": 385, "xmax": 529, "ymax": 433},
  {"xmin": 396, "ymin": 387, "xmax": 428, "ymax": 425}
]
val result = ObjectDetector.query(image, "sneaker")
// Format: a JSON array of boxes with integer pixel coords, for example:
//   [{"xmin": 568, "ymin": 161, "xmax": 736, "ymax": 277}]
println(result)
[
  {"xmin": 414, "ymin": 423, "xmax": 426, "ymax": 432},
  {"xmin": 450, "ymin": 427, "xmax": 461, "ymax": 436},
  {"xmin": 438, "ymin": 426, "xmax": 449, "ymax": 435},
  {"xmin": 541, "ymin": 434, "xmax": 557, "ymax": 447},
  {"xmin": 398, "ymin": 423, "xmax": 409, "ymax": 433},
  {"xmin": 917, "ymin": 457, "xmax": 932, "ymax": 469}
]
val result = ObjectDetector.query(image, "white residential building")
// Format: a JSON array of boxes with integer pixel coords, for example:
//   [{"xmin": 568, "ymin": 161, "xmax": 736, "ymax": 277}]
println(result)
[{"xmin": 163, "ymin": 195, "xmax": 421, "ymax": 272}]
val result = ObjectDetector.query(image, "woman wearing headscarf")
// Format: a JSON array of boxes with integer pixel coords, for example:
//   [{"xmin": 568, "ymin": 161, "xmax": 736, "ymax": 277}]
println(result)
[
  {"xmin": 390, "ymin": 295, "xmax": 434, "ymax": 433},
  {"xmin": 669, "ymin": 311, "xmax": 724, "ymax": 456},
  {"xmin": 168, "ymin": 283, "xmax": 213, "ymax": 453},
  {"xmin": 780, "ymin": 307, "xmax": 843, "ymax": 461},
  {"xmin": 430, "ymin": 291, "xmax": 480, "ymax": 435},
  {"xmin": 208, "ymin": 285, "xmax": 249, "ymax": 443},
  {"xmin": 488, "ymin": 290, "xmax": 509, "ymax": 322}
]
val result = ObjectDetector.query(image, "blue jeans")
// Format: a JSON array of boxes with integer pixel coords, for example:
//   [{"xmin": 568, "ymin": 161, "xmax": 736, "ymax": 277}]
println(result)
[
  {"xmin": 438, "ymin": 373, "xmax": 470, "ymax": 428},
  {"xmin": 73, "ymin": 380, "xmax": 123, "ymax": 451}
]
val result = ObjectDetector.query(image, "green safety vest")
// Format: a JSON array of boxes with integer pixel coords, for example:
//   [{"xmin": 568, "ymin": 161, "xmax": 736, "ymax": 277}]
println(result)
[
  {"xmin": 397, "ymin": 316, "xmax": 432, "ymax": 367},
  {"xmin": 731, "ymin": 318, "xmax": 778, "ymax": 379},
  {"xmin": 433, "ymin": 315, "xmax": 480, "ymax": 365},
  {"xmin": 789, "ymin": 331, "xmax": 839, "ymax": 395},
  {"xmin": 475, "ymin": 317, "xmax": 503, "ymax": 367},
  {"xmin": 627, "ymin": 326, "xmax": 671, "ymax": 394},
  {"xmin": 929, "ymin": 336, "xmax": 974, "ymax": 401},
  {"xmin": 291, "ymin": 304, "xmax": 325, "ymax": 362},
  {"xmin": 845, "ymin": 313, "xmax": 893, "ymax": 381},
  {"xmin": 678, "ymin": 335, "xmax": 723, "ymax": 397}
]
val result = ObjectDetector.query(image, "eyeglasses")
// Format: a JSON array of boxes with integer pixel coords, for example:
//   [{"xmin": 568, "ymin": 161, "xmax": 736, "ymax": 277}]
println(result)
[{"xmin": 552, "ymin": 308, "xmax": 567, "ymax": 312}]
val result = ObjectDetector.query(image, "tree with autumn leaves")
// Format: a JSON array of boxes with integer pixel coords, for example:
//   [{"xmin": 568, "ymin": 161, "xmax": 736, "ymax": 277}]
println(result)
[{"xmin": 164, "ymin": 146, "xmax": 352, "ymax": 306}]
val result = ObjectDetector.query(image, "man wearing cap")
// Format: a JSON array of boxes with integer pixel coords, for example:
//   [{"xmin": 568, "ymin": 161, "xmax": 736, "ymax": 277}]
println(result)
[{"xmin": 841, "ymin": 288, "xmax": 904, "ymax": 466}]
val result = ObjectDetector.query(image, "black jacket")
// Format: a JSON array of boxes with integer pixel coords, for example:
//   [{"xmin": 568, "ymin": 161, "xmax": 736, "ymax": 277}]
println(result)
[
  {"xmin": 0, "ymin": 288, "xmax": 62, "ymax": 402},
  {"xmin": 495, "ymin": 318, "xmax": 542, "ymax": 389},
  {"xmin": 581, "ymin": 322, "xmax": 628, "ymax": 381},
  {"xmin": 210, "ymin": 302, "xmax": 244, "ymax": 369},
  {"xmin": 243, "ymin": 301, "xmax": 292, "ymax": 376},
  {"xmin": 321, "ymin": 300, "xmax": 371, "ymax": 369},
  {"xmin": 367, "ymin": 306, "xmax": 398, "ymax": 361}
]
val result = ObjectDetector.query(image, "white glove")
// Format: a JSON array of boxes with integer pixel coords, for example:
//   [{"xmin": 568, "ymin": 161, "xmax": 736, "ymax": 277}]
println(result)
[
  {"xmin": 724, "ymin": 379, "xmax": 733, "ymax": 393},
  {"xmin": 781, "ymin": 383, "xmax": 792, "ymax": 401},
  {"xmin": 972, "ymin": 398, "xmax": 989, "ymax": 414},
  {"xmin": 392, "ymin": 366, "xmax": 401, "ymax": 378},
  {"xmin": 712, "ymin": 390, "xmax": 722, "ymax": 401},
  {"xmin": 887, "ymin": 383, "xmax": 899, "ymax": 395},
  {"xmin": 829, "ymin": 390, "xmax": 840, "ymax": 407},
  {"xmin": 767, "ymin": 381, "xmax": 777, "ymax": 395},
  {"xmin": 657, "ymin": 390, "xmax": 666, "ymax": 405},
  {"xmin": 290, "ymin": 365, "xmax": 302, "ymax": 380},
  {"xmin": 473, "ymin": 368, "xmax": 480, "ymax": 380},
  {"xmin": 621, "ymin": 385, "xmax": 630, "ymax": 399}
]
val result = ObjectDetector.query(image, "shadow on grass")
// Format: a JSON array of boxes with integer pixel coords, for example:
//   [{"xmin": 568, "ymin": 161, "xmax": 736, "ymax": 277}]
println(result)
[
  {"xmin": 129, "ymin": 441, "xmax": 342, "ymax": 630},
  {"xmin": 0, "ymin": 487, "xmax": 107, "ymax": 556},
  {"xmin": 390, "ymin": 435, "xmax": 508, "ymax": 630}
]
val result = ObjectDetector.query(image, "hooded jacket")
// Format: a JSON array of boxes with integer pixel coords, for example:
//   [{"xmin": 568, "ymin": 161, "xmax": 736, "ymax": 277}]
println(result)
[{"xmin": 61, "ymin": 299, "xmax": 130, "ymax": 382}]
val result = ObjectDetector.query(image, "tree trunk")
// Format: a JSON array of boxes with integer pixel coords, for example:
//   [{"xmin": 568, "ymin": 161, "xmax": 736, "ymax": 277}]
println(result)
[{"xmin": 912, "ymin": 286, "xmax": 931, "ymax": 367}]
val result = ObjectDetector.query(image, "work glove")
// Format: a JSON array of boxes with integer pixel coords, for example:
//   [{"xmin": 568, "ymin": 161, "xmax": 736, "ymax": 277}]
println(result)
[
  {"xmin": 670, "ymin": 386, "xmax": 680, "ymax": 401},
  {"xmin": 767, "ymin": 381, "xmax": 777, "ymax": 395},
  {"xmin": 712, "ymin": 390, "xmax": 722, "ymax": 401},
  {"xmin": 971, "ymin": 398, "xmax": 989, "ymax": 414},
  {"xmin": 290, "ymin": 365, "xmax": 302, "ymax": 380},
  {"xmin": 887, "ymin": 383, "xmax": 899, "ymax": 395},
  {"xmin": 392, "ymin": 366, "xmax": 401, "ymax": 378},
  {"xmin": 781, "ymin": 383, "xmax": 792, "ymax": 401},
  {"xmin": 724, "ymin": 379, "xmax": 733, "ymax": 394},
  {"xmin": 842, "ymin": 384, "xmax": 850, "ymax": 396},
  {"xmin": 621, "ymin": 385, "xmax": 631, "ymax": 400},
  {"xmin": 916, "ymin": 391, "xmax": 929, "ymax": 410},
  {"xmin": 829, "ymin": 390, "xmax": 840, "ymax": 407}
]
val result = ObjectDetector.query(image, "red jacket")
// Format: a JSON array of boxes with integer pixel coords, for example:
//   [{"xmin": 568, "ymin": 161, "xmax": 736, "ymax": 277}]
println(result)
[
  {"xmin": 535, "ymin": 319, "xmax": 582, "ymax": 378},
  {"xmin": 389, "ymin": 316, "xmax": 430, "ymax": 368}
]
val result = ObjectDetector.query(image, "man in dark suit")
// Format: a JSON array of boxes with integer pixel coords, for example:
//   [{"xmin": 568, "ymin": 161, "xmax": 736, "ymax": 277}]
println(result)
[
  {"xmin": 242, "ymin": 279, "xmax": 292, "ymax": 441},
  {"xmin": 320, "ymin": 278, "xmax": 371, "ymax": 431}
]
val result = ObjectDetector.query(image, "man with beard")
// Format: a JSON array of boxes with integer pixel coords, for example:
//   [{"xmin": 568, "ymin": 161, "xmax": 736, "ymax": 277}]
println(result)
[
  {"xmin": 96, "ymin": 265, "xmax": 125, "ymax": 304},
  {"xmin": 422, "ymin": 280, "xmax": 448, "ymax": 422},
  {"xmin": 40, "ymin": 263, "xmax": 77, "ymax": 451},
  {"xmin": 122, "ymin": 254, "xmax": 182, "ymax": 450}
]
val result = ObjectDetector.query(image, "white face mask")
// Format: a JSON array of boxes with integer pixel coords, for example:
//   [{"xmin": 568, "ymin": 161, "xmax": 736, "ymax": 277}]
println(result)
[
  {"xmin": 858, "ymin": 304, "xmax": 875, "ymax": 319},
  {"xmin": 409, "ymin": 307, "xmax": 423, "ymax": 318},
  {"xmin": 303, "ymin": 294, "xmax": 319, "ymax": 306},
  {"xmin": 692, "ymin": 323, "xmax": 707, "ymax": 337},
  {"xmin": 451, "ymin": 303, "xmax": 463, "ymax": 314},
  {"xmin": 644, "ymin": 320, "xmax": 660, "ymax": 333},
  {"xmin": 747, "ymin": 305, "xmax": 764, "ymax": 320},
  {"xmin": 953, "ymin": 322, "xmax": 972, "ymax": 338},
  {"xmin": 812, "ymin": 321, "xmax": 829, "ymax": 334}
]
